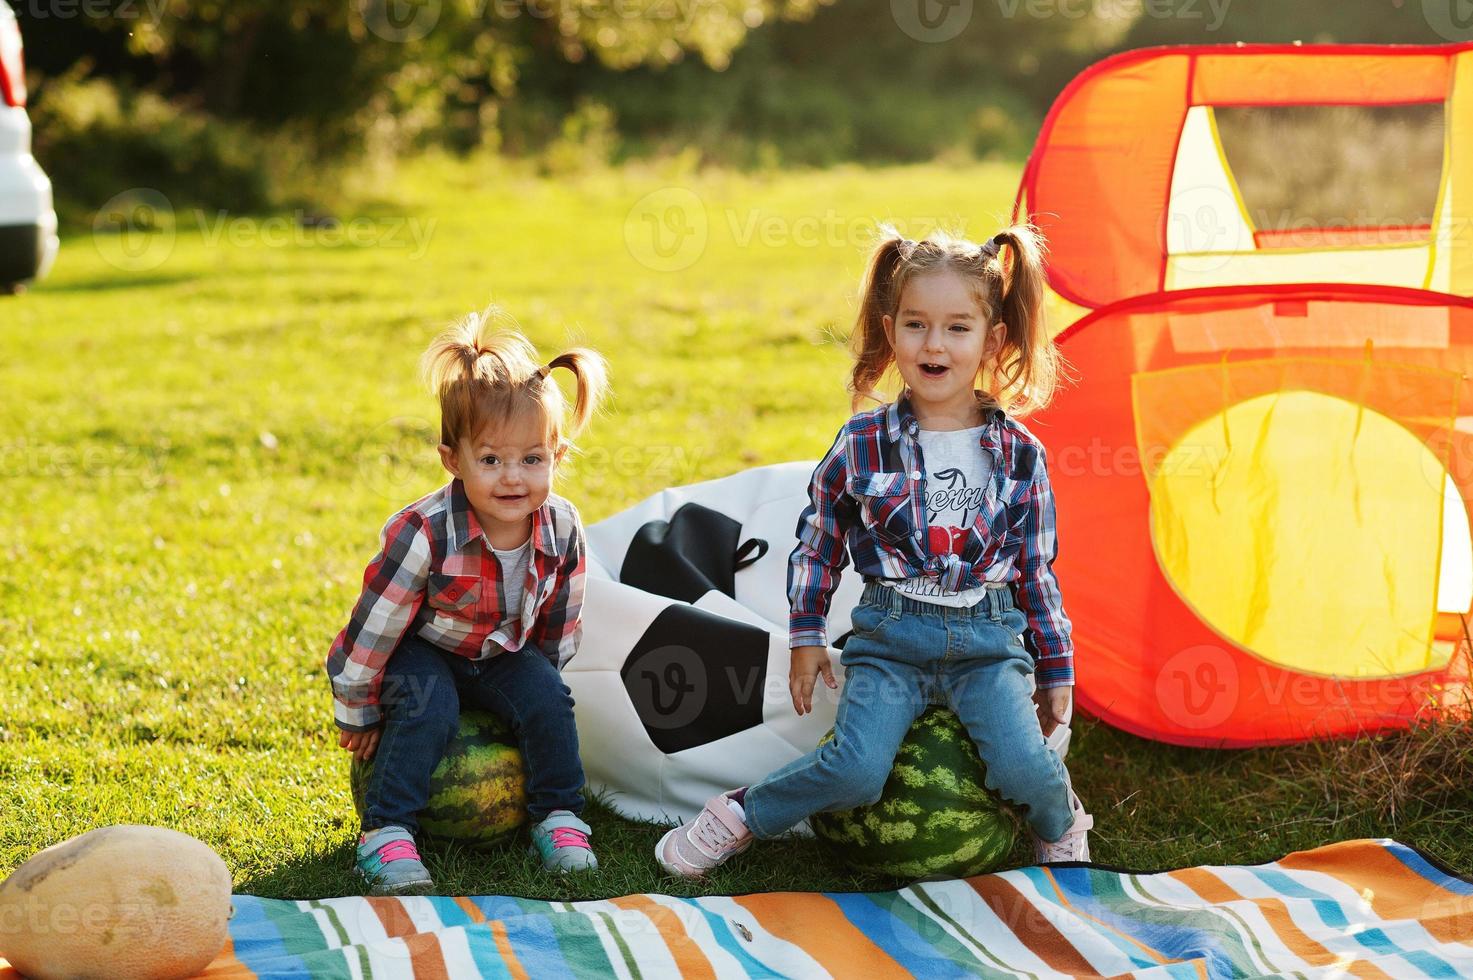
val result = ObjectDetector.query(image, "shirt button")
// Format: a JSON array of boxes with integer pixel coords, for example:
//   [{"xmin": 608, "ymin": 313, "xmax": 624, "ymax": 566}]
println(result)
[{"xmin": 909, "ymin": 470, "xmax": 921, "ymax": 480}]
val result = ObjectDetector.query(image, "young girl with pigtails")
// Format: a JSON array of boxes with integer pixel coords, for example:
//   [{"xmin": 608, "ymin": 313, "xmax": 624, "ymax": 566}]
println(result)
[
  {"xmin": 327, "ymin": 307, "xmax": 608, "ymax": 894},
  {"xmin": 657, "ymin": 224, "xmax": 1094, "ymax": 877}
]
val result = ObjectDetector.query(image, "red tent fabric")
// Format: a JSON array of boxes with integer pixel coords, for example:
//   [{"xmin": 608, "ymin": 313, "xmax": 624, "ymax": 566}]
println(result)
[{"xmin": 1016, "ymin": 45, "xmax": 1473, "ymax": 745}]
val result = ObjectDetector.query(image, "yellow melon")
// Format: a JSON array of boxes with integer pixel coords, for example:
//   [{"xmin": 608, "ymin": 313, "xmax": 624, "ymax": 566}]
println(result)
[{"xmin": 0, "ymin": 824, "xmax": 233, "ymax": 980}]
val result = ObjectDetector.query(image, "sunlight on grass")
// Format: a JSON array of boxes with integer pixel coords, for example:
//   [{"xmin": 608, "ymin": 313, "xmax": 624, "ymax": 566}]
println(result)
[{"xmin": 3, "ymin": 157, "xmax": 1469, "ymax": 899}]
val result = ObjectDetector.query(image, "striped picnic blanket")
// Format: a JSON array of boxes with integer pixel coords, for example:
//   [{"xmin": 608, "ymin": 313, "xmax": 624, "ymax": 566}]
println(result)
[{"xmin": 8, "ymin": 839, "xmax": 1471, "ymax": 978}]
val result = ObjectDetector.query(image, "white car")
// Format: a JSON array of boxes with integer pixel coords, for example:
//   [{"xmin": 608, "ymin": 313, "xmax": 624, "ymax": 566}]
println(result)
[{"xmin": 0, "ymin": 4, "xmax": 56, "ymax": 294}]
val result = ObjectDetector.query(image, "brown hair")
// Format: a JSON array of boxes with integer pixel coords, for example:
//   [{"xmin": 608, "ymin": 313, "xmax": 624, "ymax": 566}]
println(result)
[
  {"xmin": 849, "ymin": 223, "xmax": 1070, "ymax": 417},
  {"xmin": 420, "ymin": 305, "xmax": 608, "ymax": 456}
]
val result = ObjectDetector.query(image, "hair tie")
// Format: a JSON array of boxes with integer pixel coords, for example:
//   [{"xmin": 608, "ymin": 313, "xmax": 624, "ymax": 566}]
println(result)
[
  {"xmin": 982, "ymin": 234, "xmax": 1004, "ymax": 257},
  {"xmin": 535, "ymin": 363, "xmax": 552, "ymax": 381}
]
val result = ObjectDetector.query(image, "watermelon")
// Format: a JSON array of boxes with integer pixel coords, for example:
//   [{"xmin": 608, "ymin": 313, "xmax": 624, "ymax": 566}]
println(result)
[
  {"xmin": 810, "ymin": 706, "xmax": 1019, "ymax": 879},
  {"xmin": 350, "ymin": 708, "xmax": 527, "ymax": 850}
]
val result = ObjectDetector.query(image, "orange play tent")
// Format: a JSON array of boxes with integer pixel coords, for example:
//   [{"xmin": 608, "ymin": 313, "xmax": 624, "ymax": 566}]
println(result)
[{"xmin": 1015, "ymin": 43, "xmax": 1473, "ymax": 745}]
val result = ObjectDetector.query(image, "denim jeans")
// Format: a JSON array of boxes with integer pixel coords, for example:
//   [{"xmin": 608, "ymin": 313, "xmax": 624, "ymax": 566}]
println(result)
[
  {"xmin": 743, "ymin": 581, "xmax": 1075, "ymax": 842},
  {"xmin": 360, "ymin": 633, "xmax": 585, "ymax": 834}
]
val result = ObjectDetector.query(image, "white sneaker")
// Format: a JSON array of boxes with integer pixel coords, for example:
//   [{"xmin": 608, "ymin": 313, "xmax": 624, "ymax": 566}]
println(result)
[{"xmin": 1032, "ymin": 787, "xmax": 1093, "ymax": 863}]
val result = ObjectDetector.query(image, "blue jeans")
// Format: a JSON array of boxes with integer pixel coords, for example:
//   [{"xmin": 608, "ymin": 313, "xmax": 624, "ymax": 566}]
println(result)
[
  {"xmin": 360, "ymin": 633, "xmax": 585, "ymax": 834},
  {"xmin": 743, "ymin": 581, "xmax": 1076, "ymax": 842}
]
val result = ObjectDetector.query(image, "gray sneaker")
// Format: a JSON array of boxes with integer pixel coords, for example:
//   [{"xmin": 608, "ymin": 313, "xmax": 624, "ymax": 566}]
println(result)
[
  {"xmin": 356, "ymin": 825, "xmax": 434, "ymax": 896},
  {"xmin": 528, "ymin": 810, "xmax": 598, "ymax": 872}
]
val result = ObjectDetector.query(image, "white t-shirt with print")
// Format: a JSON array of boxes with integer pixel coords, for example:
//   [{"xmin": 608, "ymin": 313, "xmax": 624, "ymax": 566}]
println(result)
[{"xmin": 893, "ymin": 425, "xmax": 999, "ymax": 608}]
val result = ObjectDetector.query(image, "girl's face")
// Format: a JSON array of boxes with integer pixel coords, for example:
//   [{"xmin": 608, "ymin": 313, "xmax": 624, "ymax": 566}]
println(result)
[
  {"xmin": 883, "ymin": 271, "xmax": 1004, "ymax": 425},
  {"xmin": 438, "ymin": 412, "xmax": 564, "ymax": 547}
]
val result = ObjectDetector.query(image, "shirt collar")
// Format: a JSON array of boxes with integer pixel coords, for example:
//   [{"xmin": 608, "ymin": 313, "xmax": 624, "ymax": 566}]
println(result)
[
  {"xmin": 885, "ymin": 389, "xmax": 1007, "ymax": 443},
  {"xmin": 447, "ymin": 478, "xmax": 561, "ymax": 558}
]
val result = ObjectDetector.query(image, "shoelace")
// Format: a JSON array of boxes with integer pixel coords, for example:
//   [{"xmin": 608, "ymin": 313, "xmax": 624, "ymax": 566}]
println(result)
[
  {"xmin": 691, "ymin": 811, "xmax": 738, "ymax": 854},
  {"xmin": 549, "ymin": 827, "xmax": 591, "ymax": 851},
  {"xmin": 1039, "ymin": 811, "xmax": 1093, "ymax": 861},
  {"xmin": 375, "ymin": 839, "xmax": 423, "ymax": 864},
  {"xmin": 1040, "ymin": 833, "xmax": 1085, "ymax": 861}
]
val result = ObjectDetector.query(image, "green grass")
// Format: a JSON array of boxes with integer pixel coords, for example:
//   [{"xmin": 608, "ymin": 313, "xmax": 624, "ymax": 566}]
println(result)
[{"xmin": 2, "ymin": 154, "xmax": 1470, "ymax": 901}]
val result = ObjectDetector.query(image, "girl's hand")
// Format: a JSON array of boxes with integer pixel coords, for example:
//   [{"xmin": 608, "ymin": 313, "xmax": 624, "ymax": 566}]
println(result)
[
  {"xmin": 338, "ymin": 727, "xmax": 382, "ymax": 763},
  {"xmin": 1032, "ymin": 684, "xmax": 1072, "ymax": 738},
  {"xmin": 790, "ymin": 645, "xmax": 837, "ymax": 716}
]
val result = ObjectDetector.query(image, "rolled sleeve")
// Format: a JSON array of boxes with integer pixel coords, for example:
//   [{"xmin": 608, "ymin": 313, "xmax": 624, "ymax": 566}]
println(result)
[
  {"xmin": 326, "ymin": 513, "xmax": 431, "ymax": 732},
  {"xmin": 788, "ymin": 429, "xmax": 853, "ymax": 648},
  {"xmin": 1014, "ymin": 442, "xmax": 1075, "ymax": 690}
]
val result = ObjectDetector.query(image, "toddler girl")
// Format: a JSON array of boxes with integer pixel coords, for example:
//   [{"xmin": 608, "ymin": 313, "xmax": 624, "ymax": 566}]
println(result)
[
  {"xmin": 657, "ymin": 226, "xmax": 1092, "ymax": 877},
  {"xmin": 328, "ymin": 307, "xmax": 607, "ymax": 894}
]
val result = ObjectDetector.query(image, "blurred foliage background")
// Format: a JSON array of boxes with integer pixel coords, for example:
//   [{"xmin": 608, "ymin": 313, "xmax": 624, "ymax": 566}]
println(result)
[{"xmin": 17, "ymin": 0, "xmax": 1459, "ymax": 222}]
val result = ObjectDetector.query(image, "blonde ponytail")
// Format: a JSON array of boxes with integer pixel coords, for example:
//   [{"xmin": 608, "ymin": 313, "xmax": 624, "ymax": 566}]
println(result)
[
  {"xmin": 543, "ymin": 348, "xmax": 608, "ymax": 440},
  {"xmin": 849, "ymin": 229, "xmax": 909, "ymax": 410},
  {"xmin": 421, "ymin": 305, "xmax": 608, "ymax": 452},
  {"xmin": 990, "ymin": 225, "xmax": 1065, "ymax": 415}
]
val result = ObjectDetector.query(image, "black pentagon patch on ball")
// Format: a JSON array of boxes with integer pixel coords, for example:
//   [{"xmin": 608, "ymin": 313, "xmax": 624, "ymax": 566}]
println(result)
[
  {"xmin": 620, "ymin": 503, "xmax": 767, "ymax": 604},
  {"xmin": 620, "ymin": 603, "xmax": 769, "ymax": 754}
]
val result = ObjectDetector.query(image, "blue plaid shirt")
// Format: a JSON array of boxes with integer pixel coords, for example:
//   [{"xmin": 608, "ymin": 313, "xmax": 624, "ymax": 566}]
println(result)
[{"xmin": 788, "ymin": 392, "xmax": 1076, "ymax": 689}]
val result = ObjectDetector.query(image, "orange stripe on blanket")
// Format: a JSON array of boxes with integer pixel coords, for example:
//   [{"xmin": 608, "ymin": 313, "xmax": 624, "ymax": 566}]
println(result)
[
  {"xmin": 363, "ymin": 897, "xmax": 452, "ymax": 978},
  {"xmin": 609, "ymin": 896, "xmax": 717, "ymax": 979},
  {"xmin": 1277, "ymin": 841, "xmax": 1473, "ymax": 946},
  {"xmin": 966, "ymin": 875, "xmax": 1106, "ymax": 977},
  {"xmin": 491, "ymin": 920, "xmax": 530, "ymax": 980},
  {"xmin": 732, "ymin": 893, "xmax": 910, "ymax": 978},
  {"xmin": 400, "ymin": 932, "xmax": 454, "ymax": 979},
  {"xmin": 455, "ymin": 896, "xmax": 488, "ymax": 924},
  {"xmin": 1170, "ymin": 867, "xmax": 1393, "ymax": 980},
  {"xmin": 367, "ymin": 896, "xmax": 423, "ymax": 939}
]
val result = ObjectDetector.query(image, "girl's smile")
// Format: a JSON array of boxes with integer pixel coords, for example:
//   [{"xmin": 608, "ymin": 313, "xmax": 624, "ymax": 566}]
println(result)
[
  {"xmin": 882, "ymin": 271, "xmax": 1003, "ymax": 427},
  {"xmin": 437, "ymin": 415, "xmax": 562, "ymax": 549}
]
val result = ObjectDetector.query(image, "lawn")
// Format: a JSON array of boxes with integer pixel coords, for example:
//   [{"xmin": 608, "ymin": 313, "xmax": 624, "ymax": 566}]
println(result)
[{"xmin": 2, "ymin": 155, "xmax": 1469, "ymax": 902}]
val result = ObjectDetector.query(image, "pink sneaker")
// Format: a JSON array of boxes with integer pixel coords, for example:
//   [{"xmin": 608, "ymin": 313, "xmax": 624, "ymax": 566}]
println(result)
[
  {"xmin": 655, "ymin": 790, "xmax": 754, "ymax": 878},
  {"xmin": 1032, "ymin": 789, "xmax": 1094, "ymax": 863}
]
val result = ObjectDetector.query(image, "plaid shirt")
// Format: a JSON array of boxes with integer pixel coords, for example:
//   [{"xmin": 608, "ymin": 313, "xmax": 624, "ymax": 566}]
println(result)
[
  {"xmin": 788, "ymin": 392, "xmax": 1076, "ymax": 689},
  {"xmin": 326, "ymin": 479, "xmax": 586, "ymax": 732}
]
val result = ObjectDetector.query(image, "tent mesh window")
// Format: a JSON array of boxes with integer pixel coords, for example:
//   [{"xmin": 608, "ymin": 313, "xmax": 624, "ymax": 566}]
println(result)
[{"xmin": 1213, "ymin": 104, "xmax": 1445, "ymax": 250}]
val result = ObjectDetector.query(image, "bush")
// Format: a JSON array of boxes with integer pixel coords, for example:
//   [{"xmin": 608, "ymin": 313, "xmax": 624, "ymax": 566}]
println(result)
[
  {"xmin": 537, "ymin": 99, "xmax": 620, "ymax": 177},
  {"xmin": 27, "ymin": 67, "xmax": 358, "ymax": 226}
]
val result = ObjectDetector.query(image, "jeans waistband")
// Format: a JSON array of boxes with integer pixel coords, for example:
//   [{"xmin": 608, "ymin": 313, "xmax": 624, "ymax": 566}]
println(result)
[{"xmin": 860, "ymin": 579, "xmax": 1013, "ymax": 619}]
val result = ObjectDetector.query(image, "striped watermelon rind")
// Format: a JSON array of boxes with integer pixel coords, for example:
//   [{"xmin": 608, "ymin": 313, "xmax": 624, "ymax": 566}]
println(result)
[
  {"xmin": 810, "ymin": 706, "xmax": 1019, "ymax": 879},
  {"xmin": 350, "ymin": 708, "xmax": 528, "ymax": 850}
]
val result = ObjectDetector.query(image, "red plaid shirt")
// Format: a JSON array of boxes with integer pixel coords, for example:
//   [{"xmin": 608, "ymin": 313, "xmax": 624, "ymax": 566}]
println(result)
[{"xmin": 326, "ymin": 479, "xmax": 586, "ymax": 732}]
